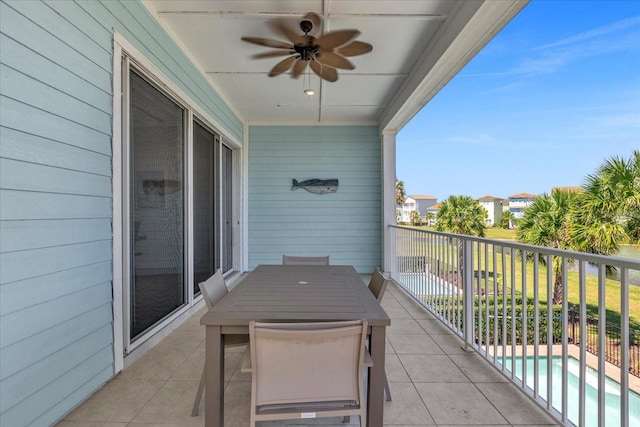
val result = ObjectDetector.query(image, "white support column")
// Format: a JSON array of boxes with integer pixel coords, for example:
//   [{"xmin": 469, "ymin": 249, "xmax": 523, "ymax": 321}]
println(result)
[{"xmin": 381, "ymin": 130, "xmax": 397, "ymax": 272}]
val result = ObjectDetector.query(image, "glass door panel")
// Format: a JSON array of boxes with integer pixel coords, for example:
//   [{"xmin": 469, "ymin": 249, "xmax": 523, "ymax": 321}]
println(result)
[
  {"xmin": 129, "ymin": 70, "xmax": 185, "ymax": 340},
  {"xmin": 222, "ymin": 145, "xmax": 233, "ymax": 273},
  {"xmin": 193, "ymin": 121, "xmax": 217, "ymax": 295}
]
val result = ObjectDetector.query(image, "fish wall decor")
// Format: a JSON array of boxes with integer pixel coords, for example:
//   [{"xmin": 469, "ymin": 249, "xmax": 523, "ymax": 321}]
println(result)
[{"xmin": 291, "ymin": 178, "xmax": 338, "ymax": 195}]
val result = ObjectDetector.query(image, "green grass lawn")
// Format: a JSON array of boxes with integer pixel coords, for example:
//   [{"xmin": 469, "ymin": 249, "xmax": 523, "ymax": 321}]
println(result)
[
  {"xmin": 402, "ymin": 225, "xmax": 640, "ymax": 327},
  {"xmin": 415, "ymin": 225, "xmax": 517, "ymax": 240}
]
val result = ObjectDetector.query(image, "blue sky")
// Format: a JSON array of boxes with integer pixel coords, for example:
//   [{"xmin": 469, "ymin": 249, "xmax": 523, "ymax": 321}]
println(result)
[{"xmin": 397, "ymin": 0, "xmax": 640, "ymax": 201}]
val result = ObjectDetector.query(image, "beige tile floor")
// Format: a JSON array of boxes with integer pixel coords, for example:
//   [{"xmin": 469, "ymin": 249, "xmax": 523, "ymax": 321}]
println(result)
[{"xmin": 57, "ymin": 280, "xmax": 560, "ymax": 427}]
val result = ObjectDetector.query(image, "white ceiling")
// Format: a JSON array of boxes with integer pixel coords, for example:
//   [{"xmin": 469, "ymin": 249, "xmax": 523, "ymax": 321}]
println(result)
[{"xmin": 143, "ymin": 0, "xmax": 527, "ymax": 130}]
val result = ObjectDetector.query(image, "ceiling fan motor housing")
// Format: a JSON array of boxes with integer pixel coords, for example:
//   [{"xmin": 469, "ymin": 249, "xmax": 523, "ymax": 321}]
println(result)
[{"xmin": 294, "ymin": 35, "xmax": 318, "ymax": 61}]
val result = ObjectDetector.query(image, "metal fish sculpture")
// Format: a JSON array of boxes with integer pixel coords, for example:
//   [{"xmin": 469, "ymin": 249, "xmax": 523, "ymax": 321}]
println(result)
[{"xmin": 291, "ymin": 178, "xmax": 338, "ymax": 195}]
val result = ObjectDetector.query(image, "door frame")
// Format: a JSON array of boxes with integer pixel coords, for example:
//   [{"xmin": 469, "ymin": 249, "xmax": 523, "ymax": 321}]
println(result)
[{"xmin": 111, "ymin": 32, "xmax": 242, "ymax": 373}]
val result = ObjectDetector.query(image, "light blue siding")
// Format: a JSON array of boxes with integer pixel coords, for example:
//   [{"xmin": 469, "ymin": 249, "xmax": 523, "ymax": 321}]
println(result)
[
  {"xmin": 1, "ymin": 96, "xmax": 112, "ymax": 155},
  {"xmin": 248, "ymin": 126, "xmax": 382, "ymax": 272},
  {"xmin": 0, "ymin": 0, "xmax": 242, "ymax": 425},
  {"xmin": 2, "ymin": 127, "xmax": 112, "ymax": 175}
]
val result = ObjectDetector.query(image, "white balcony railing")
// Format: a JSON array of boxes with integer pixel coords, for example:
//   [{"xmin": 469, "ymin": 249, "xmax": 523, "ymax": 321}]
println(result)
[{"xmin": 388, "ymin": 225, "xmax": 640, "ymax": 427}]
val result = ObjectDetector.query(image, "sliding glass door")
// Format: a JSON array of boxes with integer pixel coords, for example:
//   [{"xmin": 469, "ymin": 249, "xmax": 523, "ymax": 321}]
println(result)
[
  {"xmin": 222, "ymin": 145, "xmax": 233, "ymax": 273},
  {"xmin": 121, "ymin": 59, "xmax": 236, "ymax": 349},
  {"xmin": 193, "ymin": 121, "xmax": 218, "ymax": 294},
  {"xmin": 128, "ymin": 70, "xmax": 185, "ymax": 340},
  {"xmin": 193, "ymin": 121, "xmax": 234, "ymax": 296}
]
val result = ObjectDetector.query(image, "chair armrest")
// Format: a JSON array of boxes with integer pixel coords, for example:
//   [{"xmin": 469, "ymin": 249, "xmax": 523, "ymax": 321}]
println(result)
[{"xmin": 364, "ymin": 349, "xmax": 373, "ymax": 368}]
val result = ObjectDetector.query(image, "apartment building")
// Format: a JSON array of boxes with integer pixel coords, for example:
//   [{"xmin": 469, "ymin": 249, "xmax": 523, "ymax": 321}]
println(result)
[
  {"xmin": 478, "ymin": 195, "xmax": 505, "ymax": 227},
  {"xmin": 508, "ymin": 192, "xmax": 537, "ymax": 220},
  {"xmin": 400, "ymin": 195, "xmax": 437, "ymax": 223}
]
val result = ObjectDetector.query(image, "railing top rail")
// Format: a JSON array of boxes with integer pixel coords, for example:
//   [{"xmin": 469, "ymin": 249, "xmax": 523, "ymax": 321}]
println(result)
[{"xmin": 388, "ymin": 225, "xmax": 640, "ymax": 270}]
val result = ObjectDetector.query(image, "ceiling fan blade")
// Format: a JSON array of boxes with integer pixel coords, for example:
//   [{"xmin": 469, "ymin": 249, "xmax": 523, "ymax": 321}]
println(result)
[
  {"xmin": 315, "ymin": 52, "xmax": 355, "ymax": 70},
  {"xmin": 302, "ymin": 12, "xmax": 322, "ymax": 35},
  {"xmin": 315, "ymin": 29, "xmax": 360, "ymax": 49},
  {"xmin": 310, "ymin": 60, "xmax": 338, "ymax": 82},
  {"xmin": 337, "ymin": 41, "xmax": 373, "ymax": 57},
  {"xmin": 270, "ymin": 20, "xmax": 306, "ymax": 45},
  {"xmin": 268, "ymin": 56, "xmax": 298, "ymax": 77},
  {"xmin": 241, "ymin": 37, "xmax": 293, "ymax": 50},
  {"xmin": 291, "ymin": 60, "xmax": 308, "ymax": 78},
  {"xmin": 252, "ymin": 50, "xmax": 295, "ymax": 59}
]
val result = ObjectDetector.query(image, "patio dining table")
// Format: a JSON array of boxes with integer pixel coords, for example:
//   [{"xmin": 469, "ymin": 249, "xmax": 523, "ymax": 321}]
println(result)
[{"xmin": 200, "ymin": 264, "xmax": 391, "ymax": 427}]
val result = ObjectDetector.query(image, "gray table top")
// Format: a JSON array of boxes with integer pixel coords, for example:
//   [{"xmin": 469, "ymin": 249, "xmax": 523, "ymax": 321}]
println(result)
[{"xmin": 200, "ymin": 265, "xmax": 391, "ymax": 326}]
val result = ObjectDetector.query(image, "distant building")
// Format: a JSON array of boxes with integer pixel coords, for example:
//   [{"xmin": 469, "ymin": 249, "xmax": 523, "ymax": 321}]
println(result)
[
  {"xmin": 424, "ymin": 203, "xmax": 441, "ymax": 225},
  {"xmin": 478, "ymin": 195, "xmax": 504, "ymax": 227},
  {"xmin": 400, "ymin": 195, "xmax": 437, "ymax": 223},
  {"xmin": 508, "ymin": 192, "xmax": 537, "ymax": 224}
]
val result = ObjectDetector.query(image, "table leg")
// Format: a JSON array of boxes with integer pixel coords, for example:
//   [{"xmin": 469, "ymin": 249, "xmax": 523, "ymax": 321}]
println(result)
[
  {"xmin": 367, "ymin": 325, "xmax": 386, "ymax": 427},
  {"xmin": 205, "ymin": 325, "xmax": 224, "ymax": 427}
]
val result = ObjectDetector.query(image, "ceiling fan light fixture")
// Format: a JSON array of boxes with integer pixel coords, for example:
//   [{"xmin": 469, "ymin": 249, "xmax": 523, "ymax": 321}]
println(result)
[{"xmin": 304, "ymin": 88, "xmax": 315, "ymax": 96}]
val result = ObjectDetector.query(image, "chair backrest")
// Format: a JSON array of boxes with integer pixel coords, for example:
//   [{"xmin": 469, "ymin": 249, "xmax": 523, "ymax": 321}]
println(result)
[
  {"xmin": 368, "ymin": 267, "xmax": 388, "ymax": 302},
  {"xmin": 249, "ymin": 320, "xmax": 367, "ymax": 408},
  {"xmin": 282, "ymin": 255, "xmax": 330, "ymax": 265},
  {"xmin": 198, "ymin": 270, "xmax": 228, "ymax": 310}
]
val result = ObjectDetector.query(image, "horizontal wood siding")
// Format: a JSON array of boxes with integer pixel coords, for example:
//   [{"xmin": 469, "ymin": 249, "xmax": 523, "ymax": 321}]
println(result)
[
  {"xmin": 0, "ymin": 0, "xmax": 241, "ymax": 425},
  {"xmin": 248, "ymin": 126, "xmax": 382, "ymax": 273}
]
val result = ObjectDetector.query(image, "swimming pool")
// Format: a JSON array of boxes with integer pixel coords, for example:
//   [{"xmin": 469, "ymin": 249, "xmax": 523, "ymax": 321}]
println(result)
[
  {"xmin": 397, "ymin": 273, "xmax": 458, "ymax": 296},
  {"xmin": 503, "ymin": 355, "xmax": 639, "ymax": 426}
]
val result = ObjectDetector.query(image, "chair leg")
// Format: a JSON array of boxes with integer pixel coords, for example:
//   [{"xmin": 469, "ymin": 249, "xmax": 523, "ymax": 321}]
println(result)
[
  {"xmin": 343, "ymin": 373, "xmax": 390, "ymax": 423},
  {"xmin": 384, "ymin": 371, "xmax": 392, "ymax": 401},
  {"xmin": 191, "ymin": 368, "xmax": 206, "ymax": 416}
]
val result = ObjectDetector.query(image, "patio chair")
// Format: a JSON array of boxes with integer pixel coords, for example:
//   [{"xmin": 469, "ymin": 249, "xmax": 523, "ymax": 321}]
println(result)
[
  {"xmin": 343, "ymin": 268, "xmax": 392, "ymax": 422},
  {"xmin": 248, "ymin": 320, "xmax": 369, "ymax": 426},
  {"xmin": 368, "ymin": 268, "xmax": 392, "ymax": 401},
  {"xmin": 191, "ymin": 270, "xmax": 249, "ymax": 417},
  {"xmin": 282, "ymin": 255, "xmax": 330, "ymax": 265}
]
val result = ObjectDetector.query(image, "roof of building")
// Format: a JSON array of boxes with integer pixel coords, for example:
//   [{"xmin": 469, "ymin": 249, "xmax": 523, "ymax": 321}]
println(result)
[
  {"xmin": 426, "ymin": 203, "xmax": 442, "ymax": 210},
  {"xmin": 478, "ymin": 195, "xmax": 503, "ymax": 200},
  {"xmin": 407, "ymin": 195, "xmax": 437, "ymax": 200},
  {"xmin": 508, "ymin": 192, "xmax": 537, "ymax": 199}
]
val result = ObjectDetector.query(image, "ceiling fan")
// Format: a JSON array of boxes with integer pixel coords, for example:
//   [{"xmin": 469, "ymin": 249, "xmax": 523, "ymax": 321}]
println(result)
[{"xmin": 241, "ymin": 12, "xmax": 372, "ymax": 83}]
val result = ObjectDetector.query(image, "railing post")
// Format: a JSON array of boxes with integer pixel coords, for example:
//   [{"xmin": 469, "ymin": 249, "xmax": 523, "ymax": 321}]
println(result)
[
  {"xmin": 388, "ymin": 226, "xmax": 397, "ymax": 279},
  {"xmin": 463, "ymin": 238, "xmax": 474, "ymax": 351}
]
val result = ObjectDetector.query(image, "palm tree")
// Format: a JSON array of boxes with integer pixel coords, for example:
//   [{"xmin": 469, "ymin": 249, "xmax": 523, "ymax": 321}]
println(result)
[
  {"xmin": 500, "ymin": 210, "xmax": 515, "ymax": 229},
  {"xmin": 424, "ymin": 212, "xmax": 436, "ymax": 226},
  {"xmin": 572, "ymin": 150, "xmax": 640, "ymax": 253},
  {"xmin": 409, "ymin": 210, "xmax": 421, "ymax": 225},
  {"xmin": 516, "ymin": 151, "xmax": 639, "ymax": 305},
  {"xmin": 435, "ymin": 195, "xmax": 486, "ymax": 237},
  {"xmin": 435, "ymin": 195, "xmax": 487, "ymax": 283},
  {"xmin": 396, "ymin": 179, "xmax": 406, "ymax": 206},
  {"xmin": 516, "ymin": 190, "xmax": 576, "ymax": 304}
]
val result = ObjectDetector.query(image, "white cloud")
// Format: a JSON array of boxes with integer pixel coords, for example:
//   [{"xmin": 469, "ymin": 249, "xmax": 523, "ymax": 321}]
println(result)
[
  {"xmin": 513, "ymin": 16, "xmax": 640, "ymax": 76},
  {"xmin": 534, "ymin": 16, "xmax": 640, "ymax": 51},
  {"xmin": 459, "ymin": 16, "xmax": 640, "ymax": 79}
]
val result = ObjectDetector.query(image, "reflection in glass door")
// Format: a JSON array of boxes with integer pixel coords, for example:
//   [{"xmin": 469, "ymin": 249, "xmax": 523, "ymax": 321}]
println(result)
[{"xmin": 129, "ymin": 70, "xmax": 185, "ymax": 340}]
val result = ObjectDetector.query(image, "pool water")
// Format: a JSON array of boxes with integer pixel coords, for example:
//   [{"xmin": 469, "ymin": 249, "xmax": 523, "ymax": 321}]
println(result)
[
  {"xmin": 398, "ymin": 273, "xmax": 457, "ymax": 296},
  {"xmin": 503, "ymin": 356, "xmax": 639, "ymax": 426}
]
